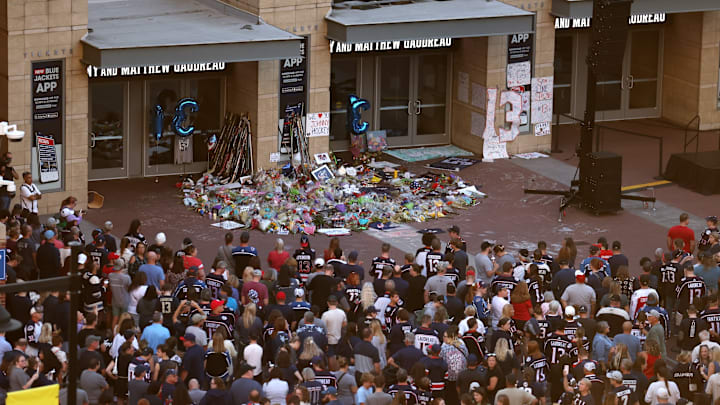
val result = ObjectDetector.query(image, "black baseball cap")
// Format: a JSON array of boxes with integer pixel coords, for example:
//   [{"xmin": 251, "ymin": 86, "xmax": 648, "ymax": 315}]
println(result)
[
  {"xmin": 706, "ymin": 216, "xmax": 718, "ymax": 223},
  {"xmin": 447, "ymin": 225, "xmax": 460, "ymax": 234}
]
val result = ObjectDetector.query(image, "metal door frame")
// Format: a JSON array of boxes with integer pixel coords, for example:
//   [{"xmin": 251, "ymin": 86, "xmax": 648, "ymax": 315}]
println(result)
[{"xmin": 88, "ymin": 81, "xmax": 130, "ymax": 181}]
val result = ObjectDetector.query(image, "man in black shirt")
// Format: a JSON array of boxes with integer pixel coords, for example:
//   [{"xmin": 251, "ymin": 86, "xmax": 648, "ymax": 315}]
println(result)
[
  {"xmin": 339, "ymin": 251, "xmax": 364, "ymax": 281},
  {"xmin": 308, "ymin": 265, "xmax": 336, "ymax": 312},
  {"xmin": 371, "ymin": 243, "xmax": 396, "ymax": 279},
  {"xmin": 678, "ymin": 305, "xmax": 708, "ymax": 351},
  {"xmin": 405, "ymin": 264, "xmax": 427, "ymax": 313},
  {"xmin": 608, "ymin": 241, "xmax": 629, "ymax": 278},
  {"xmin": 457, "ymin": 354, "xmax": 485, "ymax": 395},
  {"xmin": 37, "ymin": 230, "xmax": 61, "ymax": 279},
  {"xmin": 16, "ymin": 225, "xmax": 36, "ymax": 280}
]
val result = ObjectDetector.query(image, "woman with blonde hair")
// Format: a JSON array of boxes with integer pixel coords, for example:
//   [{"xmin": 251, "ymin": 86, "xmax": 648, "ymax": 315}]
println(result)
[
  {"xmin": 242, "ymin": 266, "xmax": 254, "ymax": 284},
  {"xmin": 298, "ymin": 336, "xmax": 324, "ymax": 371},
  {"xmin": 360, "ymin": 282, "xmax": 377, "ymax": 311},
  {"xmin": 369, "ymin": 319, "xmax": 387, "ymax": 368},
  {"xmin": 268, "ymin": 238, "xmax": 290, "ymax": 271},
  {"xmin": 204, "ymin": 331, "xmax": 232, "ymax": 382},
  {"xmin": 237, "ymin": 303, "xmax": 263, "ymax": 345},
  {"xmin": 610, "ymin": 343, "xmax": 630, "ymax": 371},
  {"xmin": 495, "ymin": 337, "xmax": 520, "ymax": 376},
  {"xmin": 600, "ymin": 280, "xmax": 629, "ymax": 309}
]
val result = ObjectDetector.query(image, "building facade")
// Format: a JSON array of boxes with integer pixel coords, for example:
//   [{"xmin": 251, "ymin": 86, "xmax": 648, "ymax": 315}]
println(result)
[{"xmin": 1, "ymin": 0, "xmax": 719, "ymax": 213}]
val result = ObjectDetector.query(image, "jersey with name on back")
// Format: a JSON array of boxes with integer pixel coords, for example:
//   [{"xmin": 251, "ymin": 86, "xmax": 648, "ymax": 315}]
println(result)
[
  {"xmin": 294, "ymin": 248, "xmax": 316, "ymax": 284},
  {"xmin": 371, "ymin": 256, "xmax": 396, "ymax": 279}
]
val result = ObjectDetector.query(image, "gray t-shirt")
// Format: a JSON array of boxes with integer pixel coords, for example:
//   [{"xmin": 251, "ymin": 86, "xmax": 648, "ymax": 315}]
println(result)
[
  {"xmin": 8, "ymin": 366, "xmax": 29, "ymax": 391},
  {"xmin": 333, "ymin": 370, "xmax": 358, "ymax": 405},
  {"xmin": 59, "ymin": 387, "xmax": 89, "ymax": 405},
  {"xmin": 80, "ymin": 369, "xmax": 108, "ymax": 405},
  {"xmin": 496, "ymin": 254, "xmax": 515, "ymax": 273},
  {"xmin": 128, "ymin": 379, "xmax": 149, "ymax": 405},
  {"xmin": 109, "ymin": 272, "xmax": 132, "ymax": 309},
  {"xmin": 424, "ymin": 275, "xmax": 453, "ymax": 296},
  {"xmin": 189, "ymin": 388, "xmax": 207, "ymax": 404},
  {"xmin": 474, "ymin": 253, "xmax": 494, "ymax": 284},
  {"xmin": 366, "ymin": 391, "xmax": 393, "ymax": 405},
  {"xmin": 561, "ymin": 283, "xmax": 596, "ymax": 308},
  {"xmin": 185, "ymin": 325, "xmax": 208, "ymax": 347}
]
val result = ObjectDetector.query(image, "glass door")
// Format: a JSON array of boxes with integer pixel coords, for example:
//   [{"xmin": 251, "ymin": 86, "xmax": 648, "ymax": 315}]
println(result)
[
  {"xmin": 378, "ymin": 55, "xmax": 413, "ymax": 146},
  {"xmin": 414, "ymin": 54, "xmax": 449, "ymax": 144},
  {"xmin": 626, "ymin": 29, "xmax": 661, "ymax": 117},
  {"xmin": 595, "ymin": 28, "xmax": 662, "ymax": 120},
  {"xmin": 89, "ymin": 82, "xmax": 128, "ymax": 180}
]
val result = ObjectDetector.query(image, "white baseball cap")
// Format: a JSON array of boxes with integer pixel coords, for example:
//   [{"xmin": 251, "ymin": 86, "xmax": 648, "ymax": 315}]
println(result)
[
  {"xmin": 565, "ymin": 306, "xmax": 576, "ymax": 317},
  {"xmin": 314, "ymin": 258, "xmax": 325, "ymax": 267},
  {"xmin": 78, "ymin": 253, "xmax": 88, "ymax": 265},
  {"xmin": 155, "ymin": 232, "xmax": 167, "ymax": 245}
]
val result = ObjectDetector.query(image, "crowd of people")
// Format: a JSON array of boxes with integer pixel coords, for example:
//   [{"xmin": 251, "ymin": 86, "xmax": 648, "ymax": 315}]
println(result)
[{"xmin": 0, "ymin": 202, "xmax": 719, "ymax": 405}]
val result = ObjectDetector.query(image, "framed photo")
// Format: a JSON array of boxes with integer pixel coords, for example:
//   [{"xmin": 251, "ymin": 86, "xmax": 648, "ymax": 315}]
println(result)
[
  {"xmin": 314, "ymin": 152, "xmax": 332, "ymax": 165},
  {"xmin": 311, "ymin": 165, "xmax": 334, "ymax": 182}
]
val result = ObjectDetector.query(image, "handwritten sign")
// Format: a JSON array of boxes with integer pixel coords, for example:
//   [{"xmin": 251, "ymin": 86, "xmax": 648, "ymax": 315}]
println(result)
[
  {"xmin": 482, "ymin": 88, "xmax": 498, "ymax": 139},
  {"xmin": 507, "ymin": 61, "xmax": 531, "ymax": 87},
  {"xmin": 531, "ymin": 76, "xmax": 554, "ymax": 124},
  {"xmin": 534, "ymin": 122, "xmax": 551, "ymax": 137},
  {"xmin": 306, "ymin": 112, "xmax": 330, "ymax": 137},
  {"xmin": 270, "ymin": 152, "xmax": 281, "ymax": 162},
  {"xmin": 483, "ymin": 134, "xmax": 509, "ymax": 160}
]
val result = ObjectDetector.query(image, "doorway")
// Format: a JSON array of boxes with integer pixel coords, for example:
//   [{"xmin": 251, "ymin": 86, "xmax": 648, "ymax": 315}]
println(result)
[
  {"xmin": 89, "ymin": 82, "xmax": 128, "ymax": 180},
  {"xmin": 596, "ymin": 29, "xmax": 663, "ymax": 120},
  {"xmin": 375, "ymin": 53, "xmax": 450, "ymax": 147}
]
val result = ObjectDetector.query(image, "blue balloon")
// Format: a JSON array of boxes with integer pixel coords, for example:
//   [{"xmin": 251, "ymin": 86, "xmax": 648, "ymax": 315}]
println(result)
[
  {"xmin": 153, "ymin": 105, "xmax": 164, "ymax": 140},
  {"xmin": 172, "ymin": 98, "xmax": 199, "ymax": 137},
  {"xmin": 348, "ymin": 95, "xmax": 370, "ymax": 135}
]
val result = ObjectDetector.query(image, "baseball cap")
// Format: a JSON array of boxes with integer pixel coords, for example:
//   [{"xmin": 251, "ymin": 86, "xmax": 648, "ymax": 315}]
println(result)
[
  {"xmin": 648, "ymin": 309, "xmax": 661, "ymax": 318},
  {"xmin": 673, "ymin": 249, "xmax": 685, "ymax": 259},
  {"xmin": 155, "ymin": 232, "xmax": 167, "ymax": 245},
  {"xmin": 46, "ymin": 217, "xmax": 59, "ymax": 227},
  {"xmin": 612, "ymin": 241, "xmax": 621, "ymax": 250},
  {"xmin": 165, "ymin": 368, "xmax": 177, "ymax": 376},
  {"xmin": 647, "ymin": 293, "xmax": 658, "ymax": 305},
  {"xmin": 574, "ymin": 270, "xmax": 584, "ymax": 277},
  {"xmin": 578, "ymin": 305, "xmax": 588, "ymax": 314},
  {"xmin": 314, "ymin": 258, "xmax": 325, "ymax": 267},
  {"xmin": 43, "ymin": 229, "xmax": 54, "ymax": 240},
  {"xmin": 295, "ymin": 288, "xmax": 305, "ymax": 298},
  {"xmin": 584, "ymin": 362, "xmax": 596, "ymax": 371},
  {"xmin": 181, "ymin": 333, "xmax": 196, "ymax": 343},
  {"xmin": 447, "ymin": 225, "xmax": 460, "ymax": 234},
  {"xmin": 210, "ymin": 300, "xmax": 224, "ymax": 311},
  {"xmin": 134, "ymin": 364, "xmax": 149, "ymax": 375},
  {"xmin": 466, "ymin": 270, "xmax": 475, "ymax": 276},
  {"xmin": 365, "ymin": 305, "xmax": 378, "ymax": 314},
  {"xmin": 276, "ymin": 291, "xmax": 286, "ymax": 301},
  {"xmin": 565, "ymin": 306, "xmax": 576, "ymax": 317},
  {"xmin": 467, "ymin": 354, "xmax": 479, "ymax": 366},
  {"xmin": 310, "ymin": 356, "xmax": 322, "ymax": 366},
  {"xmin": 77, "ymin": 253, "xmax": 88, "ymax": 265},
  {"xmin": 60, "ymin": 207, "xmax": 73, "ymax": 218},
  {"xmin": 252, "ymin": 269, "xmax": 262, "ymax": 277},
  {"xmin": 430, "ymin": 344, "xmax": 441, "ymax": 354},
  {"xmin": 141, "ymin": 347, "xmax": 153, "ymax": 356},
  {"xmin": 95, "ymin": 235, "xmax": 106, "ymax": 244},
  {"xmin": 238, "ymin": 363, "xmax": 254, "ymax": 375},
  {"xmin": 300, "ymin": 235, "xmax": 309, "ymax": 247},
  {"xmin": 321, "ymin": 387, "xmax": 338, "ymax": 396},
  {"xmin": 181, "ymin": 237, "xmax": 193, "ymax": 249},
  {"xmin": 477, "ymin": 280, "xmax": 486, "ymax": 288},
  {"xmin": 606, "ymin": 370, "xmax": 623, "ymax": 382}
]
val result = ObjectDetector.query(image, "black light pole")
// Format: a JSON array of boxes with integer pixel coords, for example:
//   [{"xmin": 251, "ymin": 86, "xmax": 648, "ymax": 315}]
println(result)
[{"xmin": 0, "ymin": 241, "xmax": 83, "ymax": 405}]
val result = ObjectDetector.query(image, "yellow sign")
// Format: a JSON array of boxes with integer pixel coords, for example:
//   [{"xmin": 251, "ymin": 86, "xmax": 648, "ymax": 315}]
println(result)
[{"xmin": 7, "ymin": 384, "xmax": 59, "ymax": 405}]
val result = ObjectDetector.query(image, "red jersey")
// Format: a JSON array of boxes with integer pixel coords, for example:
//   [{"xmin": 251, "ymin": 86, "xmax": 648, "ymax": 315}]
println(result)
[
  {"xmin": 267, "ymin": 250, "xmax": 289, "ymax": 271},
  {"xmin": 668, "ymin": 225, "xmax": 695, "ymax": 252},
  {"xmin": 184, "ymin": 255, "xmax": 204, "ymax": 271}
]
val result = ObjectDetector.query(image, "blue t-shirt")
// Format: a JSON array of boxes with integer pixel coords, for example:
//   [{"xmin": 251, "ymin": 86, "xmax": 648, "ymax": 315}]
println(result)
[
  {"xmin": 181, "ymin": 344, "xmax": 205, "ymax": 384},
  {"xmin": 139, "ymin": 264, "xmax": 165, "ymax": 289},
  {"xmin": 695, "ymin": 264, "xmax": 720, "ymax": 291},
  {"xmin": 141, "ymin": 323, "xmax": 170, "ymax": 351},
  {"xmin": 232, "ymin": 246, "xmax": 258, "ymax": 256}
]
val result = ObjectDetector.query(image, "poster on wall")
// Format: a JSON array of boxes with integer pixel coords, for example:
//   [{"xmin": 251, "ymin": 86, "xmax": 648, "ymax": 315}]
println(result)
[
  {"xmin": 531, "ymin": 76, "xmax": 554, "ymax": 123},
  {"xmin": 483, "ymin": 135, "xmax": 509, "ymax": 160},
  {"xmin": 32, "ymin": 60, "xmax": 64, "ymax": 146},
  {"xmin": 507, "ymin": 61, "xmax": 531, "ymax": 88},
  {"xmin": 534, "ymin": 122, "xmax": 551, "ymax": 136},
  {"xmin": 306, "ymin": 112, "xmax": 330, "ymax": 137},
  {"xmin": 278, "ymin": 36, "xmax": 309, "ymax": 157},
  {"xmin": 36, "ymin": 136, "xmax": 59, "ymax": 183}
]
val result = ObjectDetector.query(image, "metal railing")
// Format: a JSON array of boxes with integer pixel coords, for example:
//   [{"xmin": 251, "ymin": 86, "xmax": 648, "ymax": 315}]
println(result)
[{"xmin": 683, "ymin": 114, "xmax": 701, "ymax": 153}]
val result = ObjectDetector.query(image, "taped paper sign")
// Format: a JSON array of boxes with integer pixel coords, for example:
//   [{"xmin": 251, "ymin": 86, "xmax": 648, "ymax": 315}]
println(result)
[
  {"xmin": 507, "ymin": 61, "xmax": 531, "ymax": 87},
  {"xmin": 483, "ymin": 134, "xmax": 509, "ymax": 160},
  {"xmin": 472, "ymin": 83, "xmax": 487, "ymax": 108},
  {"xmin": 499, "ymin": 91, "xmax": 521, "ymax": 142},
  {"xmin": 457, "ymin": 72, "xmax": 469, "ymax": 103},
  {"xmin": 482, "ymin": 88, "xmax": 498, "ymax": 139},
  {"xmin": 534, "ymin": 122, "xmax": 551, "ymax": 136},
  {"xmin": 306, "ymin": 112, "xmax": 330, "ymax": 137},
  {"xmin": 531, "ymin": 76, "xmax": 554, "ymax": 124},
  {"xmin": 270, "ymin": 152, "xmax": 281, "ymax": 162},
  {"xmin": 471, "ymin": 112, "xmax": 485, "ymax": 137}
]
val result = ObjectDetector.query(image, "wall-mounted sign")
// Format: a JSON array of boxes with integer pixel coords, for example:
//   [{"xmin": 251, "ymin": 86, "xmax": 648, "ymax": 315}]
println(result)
[
  {"xmin": 329, "ymin": 38, "xmax": 452, "ymax": 54},
  {"xmin": 554, "ymin": 13, "xmax": 666, "ymax": 29},
  {"xmin": 86, "ymin": 62, "xmax": 226, "ymax": 78},
  {"xmin": 37, "ymin": 135, "xmax": 59, "ymax": 183},
  {"xmin": 279, "ymin": 36, "xmax": 309, "ymax": 158}
]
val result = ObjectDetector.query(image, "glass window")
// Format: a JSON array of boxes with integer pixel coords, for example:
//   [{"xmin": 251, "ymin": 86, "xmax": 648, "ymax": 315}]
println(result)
[
  {"xmin": 330, "ymin": 56, "xmax": 359, "ymax": 142},
  {"xmin": 553, "ymin": 35, "xmax": 573, "ymax": 115},
  {"xmin": 147, "ymin": 80, "xmax": 181, "ymax": 166},
  {"xmin": 90, "ymin": 83, "xmax": 124, "ymax": 170},
  {"xmin": 187, "ymin": 78, "xmax": 222, "ymax": 162}
]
